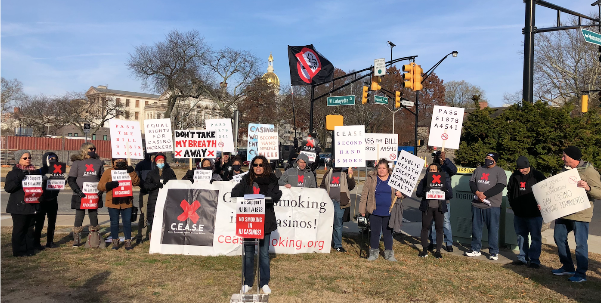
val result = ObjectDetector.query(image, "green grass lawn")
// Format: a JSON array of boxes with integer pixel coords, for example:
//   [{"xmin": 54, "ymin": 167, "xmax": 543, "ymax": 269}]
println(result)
[{"xmin": 2, "ymin": 227, "xmax": 601, "ymax": 303}]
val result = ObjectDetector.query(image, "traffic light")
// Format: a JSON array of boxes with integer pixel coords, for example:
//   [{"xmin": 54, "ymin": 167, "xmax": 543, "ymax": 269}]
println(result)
[
  {"xmin": 582, "ymin": 95, "xmax": 589, "ymax": 113},
  {"xmin": 402, "ymin": 63, "xmax": 414, "ymax": 90},
  {"xmin": 413, "ymin": 64, "xmax": 423, "ymax": 91},
  {"xmin": 362, "ymin": 86, "xmax": 369, "ymax": 104},
  {"xmin": 417, "ymin": 139, "xmax": 424, "ymax": 147},
  {"xmin": 371, "ymin": 76, "xmax": 382, "ymax": 91},
  {"xmin": 402, "ymin": 62, "xmax": 424, "ymax": 91},
  {"xmin": 395, "ymin": 91, "xmax": 401, "ymax": 108}
]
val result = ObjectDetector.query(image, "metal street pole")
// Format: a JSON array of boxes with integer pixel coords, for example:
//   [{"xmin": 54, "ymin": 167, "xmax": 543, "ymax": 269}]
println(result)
[
  {"xmin": 523, "ymin": 0, "xmax": 536, "ymax": 103},
  {"xmin": 309, "ymin": 84, "xmax": 315, "ymax": 134},
  {"xmin": 415, "ymin": 91, "xmax": 419, "ymax": 157}
]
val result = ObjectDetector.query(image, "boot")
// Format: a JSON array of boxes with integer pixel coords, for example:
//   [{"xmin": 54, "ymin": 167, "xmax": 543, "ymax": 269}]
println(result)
[
  {"xmin": 367, "ymin": 248, "xmax": 379, "ymax": 261},
  {"xmin": 384, "ymin": 250, "xmax": 397, "ymax": 262},
  {"xmin": 124, "ymin": 239, "xmax": 133, "ymax": 251},
  {"xmin": 72, "ymin": 227, "xmax": 83, "ymax": 247},
  {"xmin": 85, "ymin": 226, "xmax": 101, "ymax": 249},
  {"xmin": 112, "ymin": 239, "xmax": 120, "ymax": 250}
]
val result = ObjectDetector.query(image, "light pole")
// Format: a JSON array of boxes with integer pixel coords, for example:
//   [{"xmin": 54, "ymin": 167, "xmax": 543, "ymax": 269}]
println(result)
[{"xmin": 388, "ymin": 41, "xmax": 396, "ymax": 133}]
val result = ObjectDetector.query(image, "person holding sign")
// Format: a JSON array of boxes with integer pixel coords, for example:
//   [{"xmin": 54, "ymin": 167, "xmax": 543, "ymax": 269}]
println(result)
[
  {"xmin": 465, "ymin": 152, "xmax": 507, "ymax": 261},
  {"xmin": 416, "ymin": 163, "xmax": 452, "ymax": 259},
  {"xmin": 429, "ymin": 150, "xmax": 457, "ymax": 253},
  {"xmin": 4, "ymin": 150, "xmax": 42, "ymax": 257},
  {"xmin": 322, "ymin": 159, "xmax": 356, "ymax": 254},
  {"xmin": 98, "ymin": 158, "xmax": 140, "ymax": 250},
  {"xmin": 507, "ymin": 156, "xmax": 546, "ymax": 268},
  {"xmin": 68, "ymin": 143, "xmax": 104, "ymax": 247},
  {"xmin": 231, "ymin": 155, "xmax": 282, "ymax": 295},
  {"xmin": 182, "ymin": 159, "xmax": 223, "ymax": 183},
  {"xmin": 551, "ymin": 147, "xmax": 601, "ymax": 282},
  {"xmin": 278, "ymin": 153, "xmax": 316, "ymax": 188},
  {"xmin": 35, "ymin": 152, "xmax": 63, "ymax": 249},
  {"xmin": 215, "ymin": 152, "xmax": 232, "ymax": 181},
  {"xmin": 359, "ymin": 159, "xmax": 403, "ymax": 261},
  {"xmin": 144, "ymin": 153, "xmax": 177, "ymax": 239}
]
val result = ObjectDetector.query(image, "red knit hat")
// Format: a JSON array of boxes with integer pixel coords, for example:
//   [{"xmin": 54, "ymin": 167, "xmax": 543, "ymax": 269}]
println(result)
[{"xmin": 155, "ymin": 155, "xmax": 165, "ymax": 162}]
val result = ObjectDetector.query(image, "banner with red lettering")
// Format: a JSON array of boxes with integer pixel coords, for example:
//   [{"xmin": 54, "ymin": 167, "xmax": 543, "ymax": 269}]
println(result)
[
  {"xmin": 22, "ymin": 175, "xmax": 43, "ymax": 203},
  {"xmin": 109, "ymin": 119, "xmax": 144, "ymax": 159},
  {"xmin": 258, "ymin": 132, "xmax": 279, "ymax": 160},
  {"xmin": 81, "ymin": 182, "xmax": 99, "ymax": 209},
  {"xmin": 111, "ymin": 170, "xmax": 133, "ymax": 197},
  {"xmin": 236, "ymin": 194, "xmax": 265, "ymax": 239},
  {"xmin": 173, "ymin": 130, "xmax": 217, "ymax": 159}
]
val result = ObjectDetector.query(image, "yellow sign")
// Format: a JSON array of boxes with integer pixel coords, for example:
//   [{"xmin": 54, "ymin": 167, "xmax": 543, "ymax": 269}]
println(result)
[{"xmin": 456, "ymin": 167, "xmax": 476, "ymax": 174}]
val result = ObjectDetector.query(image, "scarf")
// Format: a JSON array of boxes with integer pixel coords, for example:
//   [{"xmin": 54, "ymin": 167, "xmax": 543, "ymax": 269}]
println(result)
[{"xmin": 16, "ymin": 164, "xmax": 36, "ymax": 171}]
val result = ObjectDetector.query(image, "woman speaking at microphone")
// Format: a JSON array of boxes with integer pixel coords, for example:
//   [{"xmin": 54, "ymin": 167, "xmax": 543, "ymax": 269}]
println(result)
[{"xmin": 231, "ymin": 155, "xmax": 282, "ymax": 295}]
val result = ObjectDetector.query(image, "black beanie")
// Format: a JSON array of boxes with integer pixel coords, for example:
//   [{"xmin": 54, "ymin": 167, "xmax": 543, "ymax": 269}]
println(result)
[
  {"xmin": 486, "ymin": 152, "xmax": 499, "ymax": 163},
  {"xmin": 563, "ymin": 146, "xmax": 582, "ymax": 161},
  {"xmin": 516, "ymin": 156, "xmax": 530, "ymax": 169}
]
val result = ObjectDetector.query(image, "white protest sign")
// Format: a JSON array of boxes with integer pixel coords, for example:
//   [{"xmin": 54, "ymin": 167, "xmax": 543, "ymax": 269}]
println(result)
[
  {"xmin": 206, "ymin": 119, "xmax": 234, "ymax": 153},
  {"xmin": 334, "ymin": 125, "xmax": 366, "ymax": 167},
  {"xmin": 193, "ymin": 170, "xmax": 213, "ymax": 183},
  {"xmin": 247, "ymin": 123, "xmax": 275, "ymax": 162},
  {"xmin": 111, "ymin": 170, "xmax": 131, "ymax": 181},
  {"xmin": 109, "ymin": 119, "xmax": 144, "ymax": 159},
  {"xmin": 299, "ymin": 151, "xmax": 316, "ymax": 163},
  {"xmin": 426, "ymin": 189, "xmax": 446, "ymax": 200},
  {"xmin": 388, "ymin": 150, "xmax": 423, "ymax": 197},
  {"xmin": 365, "ymin": 133, "xmax": 398, "ymax": 161},
  {"xmin": 428, "ymin": 105, "xmax": 465, "ymax": 150},
  {"xmin": 258, "ymin": 132, "xmax": 279, "ymax": 160},
  {"xmin": 532, "ymin": 169, "xmax": 590, "ymax": 223},
  {"xmin": 173, "ymin": 130, "xmax": 217, "ymax": 158},
  {"xmin": 82, "ymin": 182, "xmax": 99, "ymax": 194},
  {"xmin": 22, "ymin": 175, "xmax": 42, "ymax": 188},
  {"xmin": 144, "ymin": 119, "xmax": 173, "ymax": 153},
  {"xmin": 232, "ymin": 172, "xmax": 248, "ymax": 184},
  {"xmin": 46, "ymin": 179, "xmax": 66, "ymax": 190}
]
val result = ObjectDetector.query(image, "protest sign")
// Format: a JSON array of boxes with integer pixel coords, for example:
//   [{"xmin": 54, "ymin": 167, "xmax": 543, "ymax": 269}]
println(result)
[
  {"xmin": 428, "ymin": 105, "xmax": 465, "ymax": 150},
  {"xmin": 232, "ymin": 172, "xmax": 248, "ymax": 184},
  {"xmin": 144, "ymin": 119, "xmax": 173, "ymax": 153},
  {"xmin": 365, "ymin": 133, "xmax": 398, "ymax": 161},
  {"xmin": 149, "ymin": 182, "xmax": 334, "ymax": 255},
  {"xmin": 174, "ymin": 130, "xmax": 217, "ymax": 158},
  {"xmin": 22, "ymin": 175, "xmax": 42, "ymax": 203},
  {"xmin": 388, "ymin": 150, "xmax": 423, "ymax": 197},
  {"xmin": 111, "ymin": 170, "xmax": 133, "ymax": 198},
  {"xmin": 334, "ymin": 125, "xmax": 366, "ymax": 167},
  {"xmin": 299, "ymin": 151, "xmax": 316, "ymax": 163},
  {"xmin": 258, "ymin": 132, "xmax": 279, "ymax": 160},
  {"xmin": 532, "ymin": 169, "xmax": 591, "ymax": 223},
  {"xmin": 109, "ymin": 119, "xmax": 144, "ymax": 159},
  {"xmin": 247, "ymin": 123, "xmax": 275, "ymax": 162},
  {"xmin": 205, "ymin": 119, "xmax": 234, "ymax": 153},
  {"xmin": 81, "ymin": 182, "xmax": 99, "ymax": 209},
  {"xmin": 193, "ymin": 170, "xmax": 213, "ymax": 183},
  {"xmin": 236, "ymin": 194, "xmax": 266, "ymax": 239},
  {"xmin": 46, "ymin": 179, "xmax": 66, "ymax": 190}
]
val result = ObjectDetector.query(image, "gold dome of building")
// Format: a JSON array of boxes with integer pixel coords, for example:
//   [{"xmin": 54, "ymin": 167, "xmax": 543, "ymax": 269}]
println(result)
[{"xmin": 262, "ymin": 53, "xmax": 280, "ymax": 91}]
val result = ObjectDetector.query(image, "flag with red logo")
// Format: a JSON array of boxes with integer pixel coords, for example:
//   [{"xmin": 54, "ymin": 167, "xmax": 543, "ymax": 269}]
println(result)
[
  {"xmin": 161, "ymin": 188, "xmax": 218, "ymax": 246},
  {"xmin": 22, "ymin": 175, "xmax": 43, "ymax": 203},
  {"xmin": 288, "ymin": 45, "xmax": 334, "ymax": 85}
]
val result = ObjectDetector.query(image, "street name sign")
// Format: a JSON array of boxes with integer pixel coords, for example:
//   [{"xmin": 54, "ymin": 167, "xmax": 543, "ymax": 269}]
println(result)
[
  {"xmin": 374, "ymin": 95, "xmax": 388, "ymax": 104},
  {"xmin": 401, "ymin": 100, "xmax": 414, "ymax": 107},
  {"xmin": 327, "ymin": 95, "xmax": 355, "ymax": 106},
  {"xmin": 374, "ymin": 58, "xmax": 386, "ymax": 76},
  {"xmin": 581, "ymin": 29, "xmax": 601, "ymax": 46}
]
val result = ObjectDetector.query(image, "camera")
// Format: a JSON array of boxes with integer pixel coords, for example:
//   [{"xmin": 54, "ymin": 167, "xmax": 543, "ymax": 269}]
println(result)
[
  {"xmin": 432, "ymin": 150, "xmax": 442, "ymax": 163},
  {"xmin": 357, "ymin": 215, "xmax": 369, "ymax": 228}
]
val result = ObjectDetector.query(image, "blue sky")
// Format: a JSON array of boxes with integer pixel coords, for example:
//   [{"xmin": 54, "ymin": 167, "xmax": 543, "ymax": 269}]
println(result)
[{"xmin": 2, "ymin": 0, "xmax": 598, "ymax": 106}]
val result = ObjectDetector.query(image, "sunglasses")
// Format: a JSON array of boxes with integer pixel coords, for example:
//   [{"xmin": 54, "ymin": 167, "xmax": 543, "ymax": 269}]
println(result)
[
  {"xmin": 22, "ymin": 157, "xmax": 32, "ymax": 160},
  {"xmin": 88, "ymin": 148, "xmax": 96, "ymax": 151},
  {"xmin": 252, "ymin": 163, "xmax": 264, "ymax": 167}
]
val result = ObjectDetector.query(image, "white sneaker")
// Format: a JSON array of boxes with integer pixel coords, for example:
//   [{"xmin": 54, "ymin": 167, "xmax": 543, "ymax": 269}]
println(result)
[
  {"xmin": 261, "ymin": 285, "xmax": 272, "ymax": 294},
  {"xmin": 464, "ymin": 250, "xmax": 481, "ymax": 257},
  {"xmin": 489, "ymin": 254, "xmax": 499, "ymax": 261},
  {"xmin": 241, "ymin": 285, "xmax": 251, "ymax": 294}
]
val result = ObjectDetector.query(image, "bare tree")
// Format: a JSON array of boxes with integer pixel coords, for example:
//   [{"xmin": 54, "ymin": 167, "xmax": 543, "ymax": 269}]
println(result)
[
  {"xmin": 56, "ymin": 92, "xmax": 126, "ymax": 134},
  {"xmin": 444, "ymin": 80, "xmax": 487, "ymax": 109},
  {"xmin": 1, "ymin": 77, "xmax": 25, "ymax": 114}
]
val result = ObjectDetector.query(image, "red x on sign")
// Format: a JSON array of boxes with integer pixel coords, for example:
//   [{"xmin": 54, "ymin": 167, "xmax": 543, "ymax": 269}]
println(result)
[
  {"xmin": 481, "ymin": 173, "xmax": 490, "ymax": 181},
  {"xmin": 85, "ymin": 164, "xmax": 94, "ymax": 172},
  {"xmin": 432, "ymin": 174, "xmax": 441, "ymax": 184},
  {"xmin": 207, "ymin": 150, "xmax": 215, "ymax": 157},
  {"xmin": 177, "ymin": 200, "xmax": 201, "ymax": 224},
  {"xmin": 53, "ymin": 164, "xmax": 63, "ymax": 174},
  {"xmin": 175, "ymin": 150, "xmax": 182, "ymax": 157}
]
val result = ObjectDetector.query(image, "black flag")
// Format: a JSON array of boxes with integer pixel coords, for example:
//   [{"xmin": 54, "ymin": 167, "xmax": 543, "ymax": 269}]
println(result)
[{"xmin": 288, "ymin": 45, "xmax": 334, "ymax": 85}]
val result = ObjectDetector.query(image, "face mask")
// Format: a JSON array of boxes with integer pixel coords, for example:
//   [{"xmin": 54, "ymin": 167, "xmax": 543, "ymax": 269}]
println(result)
[
  {"xmin": 485, "ymin": 159, "xmax": 495, "ymax": 167},
  {"xmin": 156, "ymin": 163, "xmax": 165, "ymax": 169},
  {"xmin": 115, "ymin": 161, "xmax": 127, "ymax": 169},
  {"xmin": 88, "ymin": 151, "xmax": 96, "ymax": 158},
  {"xmin": 202, "ymin": 167, "xmax": 212, "ymax": 171},
  {"xmin": 232, "ymin": 165, "xmax": 241, "ymax": 171}
]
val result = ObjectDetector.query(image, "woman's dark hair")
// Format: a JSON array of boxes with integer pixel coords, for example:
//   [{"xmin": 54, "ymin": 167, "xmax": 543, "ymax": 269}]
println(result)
[
  {"xmin": 248, "ymin": 155, "xmax": 272, "ymax": 185},
  {"xmin": 231, "ymin": 156, "xmax": 243, "ymax": 165},
  {"xmin": 377, "ymin": 158, "xmax": 392, "ymax": 174}
]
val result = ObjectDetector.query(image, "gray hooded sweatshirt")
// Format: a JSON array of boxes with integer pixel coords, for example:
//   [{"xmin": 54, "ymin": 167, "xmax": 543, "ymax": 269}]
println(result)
[{"xmin": 278, "ymin": 153, "xmax": 317, "ymax": 188}]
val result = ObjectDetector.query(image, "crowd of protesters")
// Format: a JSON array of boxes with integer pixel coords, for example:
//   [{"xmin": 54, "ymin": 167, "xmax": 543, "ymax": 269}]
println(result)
[{"xmin": 4, "ymin": 142, "xmax": 601, "ymax": 286}]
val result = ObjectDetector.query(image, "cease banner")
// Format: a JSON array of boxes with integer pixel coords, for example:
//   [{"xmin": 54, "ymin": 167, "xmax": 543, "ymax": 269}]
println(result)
[
  {"xmin": 258, "ymin": 132, "xmax": 279, "ymax": 160},
  {"xmin": 109, "ymin": 119, "xmax": 144, "ymax": 159},
  {"xmin": 532, "ymin": 169, "xmax": 591, "ymax": 223},
  {"xmin": 144, "ymin": 119, "xmax": 173, "ymax": 153},
  {"xmin": 428, "ymin": 105, "xmax": 465, "ymax": 150},
  {"xmin": 174, "ymin": 130, "xmax": 217, "ymax": 158},
  {"xmin": 388, "ymin": 150, "xmax": 423, "ymax": 197},
  {"xmin": 334, "ymin": 125, "xmax": 366, "ymax": 167},
  {"xmin": 149, "ymin": 181, "xmax": 334, "ymax": 255},
  {"xmin": 206, "ymin": 119, "xmax": 235, "ymax": 153},
  {"xmin": 247, "ymin": 123, "xmax": 275, "ymax": 162},
  {"xmin": 365, "ymin": 133, "xmax": 398, "ymax": 161}
]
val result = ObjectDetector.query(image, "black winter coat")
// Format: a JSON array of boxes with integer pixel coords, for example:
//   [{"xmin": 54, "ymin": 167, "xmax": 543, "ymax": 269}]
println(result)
[
  {"xmin": 416, "ymin": 173, "xmax": 452, "ymax": 213},
  {"xmin": 144, "ymin": 165, "xmax": 178, "ymax": 205},
  {"xmin": 507, "ymin": 168, "xmax": 546, "ymax": 218},
  {"xmin": 4, "ymin": 165, "xmax": 41, "ymax": 215},
  {"xmin": 231, "ymin": 173, "xmax": 282, "ymax": 234}
]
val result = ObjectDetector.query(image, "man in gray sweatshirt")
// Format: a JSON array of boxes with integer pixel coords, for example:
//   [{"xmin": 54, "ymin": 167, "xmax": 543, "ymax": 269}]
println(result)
[
  {"xmin": 278, "ymin": 153, "xmax": 316, "ymax": 188},
  {"xmin": 465, "ymin": 152, "xmax": 507, "ymax": 260}
]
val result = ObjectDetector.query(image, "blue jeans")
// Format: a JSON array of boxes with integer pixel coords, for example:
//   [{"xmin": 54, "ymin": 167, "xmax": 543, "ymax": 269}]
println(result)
[
  {"xmin": 108, "ymin": 207, "xmax": 132, "ymax": 240},
  {"xmin": 243, "ymin": 233, "xmax": 271, "ymax": 287},
  {"xmin": 514, "ymin": 216, "xmax": 543, "ymax": 265},
  {"xmin": 554, "ymin": 219, "xmax": 589, "ymax": 278},
  {"xmin": 332, "ymin": 200, "xmax": 344, "ymax": 249},
  {"xmin": 471, "ymin": 206, "xmax": 500, "ymax": 255},
  {"xmin": 430, "ymin": 202, "xmax": 453, "ymax": 246}
]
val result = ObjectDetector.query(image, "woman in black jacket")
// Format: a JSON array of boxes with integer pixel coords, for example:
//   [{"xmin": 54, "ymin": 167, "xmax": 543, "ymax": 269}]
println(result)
[
  {"xmin": 35, "ymin": 152, "xmax": 62, "ymax": 249},
  {"xmin": 143, "ymin": 153, "xmax": 177, "ymax": 237},
  {"xmin": 416, "ymin": 163, "xmax": 452, "ymax": 259},
  {"xmin": 182, "ymin": 158, "xmax": 222, "ymax": 182},
  {"xmin": 231, "ymin": 155, "xmax": 282, "ymax": 295},
  {"xmin": 4, "ymin": 150, "xmax": 42, "ymax": 256}
]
